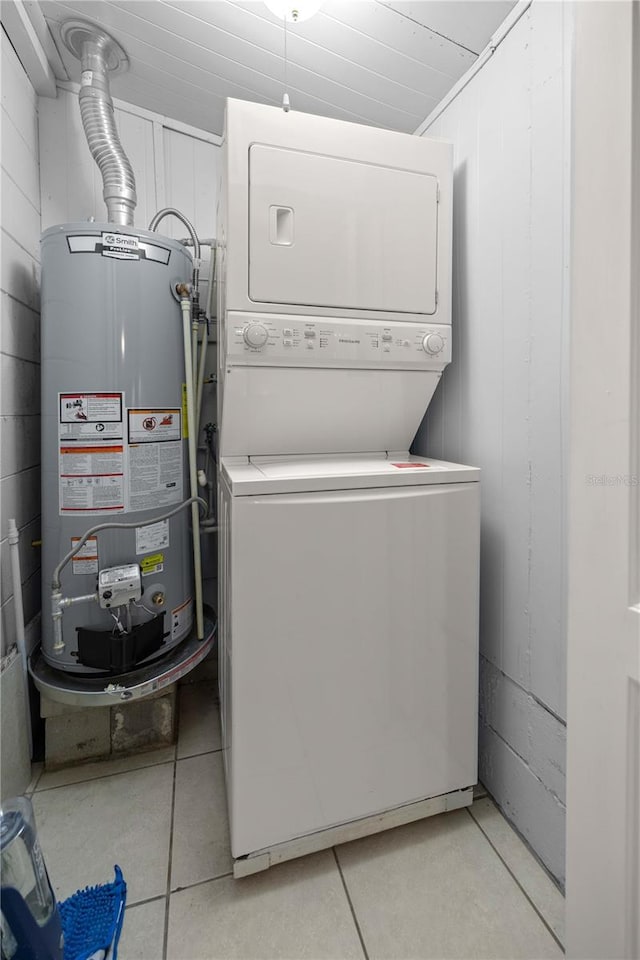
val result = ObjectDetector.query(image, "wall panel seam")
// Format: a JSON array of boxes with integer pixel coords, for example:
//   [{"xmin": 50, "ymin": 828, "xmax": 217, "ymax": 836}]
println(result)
[
  {"xmin": 480, "ymin": 655, "xmax": 567, "ymax": 725},
  {"xmin": 0, "ymin": 228, "xmax": 41, "ymax": 265},
  {"xmin": 1, "ymin": 291, "xmax": 41, "ymax": 317},
  {"xmin": 0, "ymin": 355, "xmax": 40, "ymax": 370},
  {"xmin": 0, "ymin": 106, "xmax": 40, "ymax": 163},
  {"xmin": 0, "ymin": 166, "xmax": 41, "ymax": 216},
  {"xmin": 0, "ymin": 349, "xmax": 42, "ymax": 364},
  {"xmin": 481, "ymin": 719, "xmax": 567, "ymax": 808},
  {"xmin": 0, "ymin": 464, "xmax": 40, "ymax": 483}
]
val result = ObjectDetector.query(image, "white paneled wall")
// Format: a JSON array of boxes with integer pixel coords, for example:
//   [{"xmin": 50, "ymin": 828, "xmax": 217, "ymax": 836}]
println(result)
[
  {"xmin": 39, "ymin": 85, "xmax": 219, "ymax": 248},
  {"xmin": 161, "ymin": 126, "xmax": 219, "ymax": 311},
  {"xmin": 413, "ymin": 3, "xmax": 570, "ymax": 884},
  {"xmin": 1, "ymin": 25, "xmax": 43, "ymax": 796},
  {"xmin": 1, "ymin": 28, "xmax": 43, "ymax": 660},
  {"xmin": 39, "ymin": 89, "xmax": 158, "ymax": 229}
]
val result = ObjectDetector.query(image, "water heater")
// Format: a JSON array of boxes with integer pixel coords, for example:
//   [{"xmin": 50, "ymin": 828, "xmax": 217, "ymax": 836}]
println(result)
[{"xmin": 40, "ymin": 223, "xmax": 195, "ymax": 675}]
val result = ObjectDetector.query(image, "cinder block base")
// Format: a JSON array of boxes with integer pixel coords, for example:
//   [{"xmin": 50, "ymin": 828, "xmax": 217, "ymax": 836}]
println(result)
[
  {"xmin": 41, "ymin": 684, "xmax": 177, "ymax": 770},
  {"xmin": 45, "ymin": 708, "xmax": 111, "ymax": 768},
  {"xmin": 111, "ymin": 694, "xmax": 175, "ymax": 754}
]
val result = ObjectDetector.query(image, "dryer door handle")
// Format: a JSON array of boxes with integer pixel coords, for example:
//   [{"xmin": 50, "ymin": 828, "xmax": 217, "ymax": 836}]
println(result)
[{"xmin": 269, "ymin": 206, "xmax": 294, "ymax": 246}]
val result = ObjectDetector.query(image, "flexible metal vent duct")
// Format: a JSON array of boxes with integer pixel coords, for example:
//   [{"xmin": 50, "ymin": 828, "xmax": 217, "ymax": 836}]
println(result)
[{"xmin": 61, "ymin": 21, "xmax": 137, "ymax": 227}]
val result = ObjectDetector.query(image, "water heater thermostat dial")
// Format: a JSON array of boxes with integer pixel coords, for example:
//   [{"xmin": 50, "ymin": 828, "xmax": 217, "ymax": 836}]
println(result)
[
  {"xmin": 423, "ymin": 333, "xmax": 445, "ymax": 355},
  {"xmin": 243, "ymin": 323, "xmax": 269, "ymax": 349}
]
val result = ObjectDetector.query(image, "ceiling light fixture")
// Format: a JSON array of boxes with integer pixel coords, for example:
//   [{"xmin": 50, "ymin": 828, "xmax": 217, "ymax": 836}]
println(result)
[
  {"xmin": 263, "ymin": 1, "xmax": 321, "ymax": 113},
  {"xmin": 263, "ymin": 1, "xmax": 323, "ymax": 23}
]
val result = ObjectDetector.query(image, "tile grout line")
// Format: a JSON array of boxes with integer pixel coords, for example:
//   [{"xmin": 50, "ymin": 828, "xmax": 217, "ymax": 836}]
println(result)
[
  {"xmin": 472, "ymin": 793, "xmax": 565, "ymax": 890},
  {"xmin": 34, "ymin": 752, "xmax": 181, "ymax": 793},
  {"xmin": 162, "ymin": 758, "xmax": 179, "ymax": 960},
  {"xmin": 333, "ymin": 848, "xmax": 370, "ymax": 960},
  {"xmin": 171, "ymin": 870, "xmax": 234, "ymax": 895},
  {"xmin": 124, "ymin": 893, "xmax": 168, "ymax": 911},
  {"xmin": 27, "ymin": 764, "xmax": 44, "ymax": 796},
  {"xmin": 464, "ymin": 808, "xmax": 565, "ymax": 953},
  {"xmin": 176, "ymin": 746, "xmax": 223, "ymax": 763}
]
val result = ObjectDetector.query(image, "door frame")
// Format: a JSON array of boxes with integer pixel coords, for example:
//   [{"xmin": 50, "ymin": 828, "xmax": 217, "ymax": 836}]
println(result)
[{"xmin": 565, "ymin": 2, "xmax": 640, "ymax": 956}]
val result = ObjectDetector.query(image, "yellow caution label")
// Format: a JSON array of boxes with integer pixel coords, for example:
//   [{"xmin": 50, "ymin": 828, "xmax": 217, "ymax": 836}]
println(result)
[
  {"xmin": 181, "ymin": 384, "xmax": 188, "ymax": 439},
  {"xmin": 141, "ymin": 552, "xmax": 164, "ymax": 576}
]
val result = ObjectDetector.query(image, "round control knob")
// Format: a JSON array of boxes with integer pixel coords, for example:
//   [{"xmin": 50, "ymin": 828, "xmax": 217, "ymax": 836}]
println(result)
[
  {"xmin": 423, "ymin": 333, "xmax": 445, "ymax": 355},
  {"xmin": 243, "ymin": 323, "xmax": 269, "ymax": 349}
]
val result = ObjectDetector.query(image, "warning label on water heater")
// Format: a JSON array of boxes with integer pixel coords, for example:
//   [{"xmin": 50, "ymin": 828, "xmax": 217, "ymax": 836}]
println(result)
[
  {"xmin": 59, "ymin": 393, "xmax": 123, "ymax": 440},
  {"xmin": 59, "ymin": 448, "xmax": 125, "ymax": 513},
  {"xmin": 58, "ymin": 392, "xmax": 126, "ymax": 514},
  {"xmin": 127, "ymin": 409, "xmax": 183, "ymax": 512},
  {"xmin": 128, "ymin": 409, "xmax": 181, "ymax": 444},
  {"xmin": 71, "ymin": 536, "xmax": 99, "ymax": 575},
  {"xmin": 136, "ymin": 519, "xmax": 169, "ymax": 555},
  {"xmin": 140, "ymin": 552, "xmax": 164, "ymax": 577},
  {"xmin": 171, "ymin": 597, "xmax": 193, "ymax": 640}
]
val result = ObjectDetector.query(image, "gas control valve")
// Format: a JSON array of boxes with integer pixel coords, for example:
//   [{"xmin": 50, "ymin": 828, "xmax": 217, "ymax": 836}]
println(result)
[{"xmin": 98, "ymin": 564, "xmax": 142, "ymax": 609}]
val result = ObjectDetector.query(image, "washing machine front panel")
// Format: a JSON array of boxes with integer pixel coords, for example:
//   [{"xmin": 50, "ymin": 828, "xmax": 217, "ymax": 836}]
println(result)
[{"xmin": 225, "ymin": 478, "xmax": 480, "ymax": 858}]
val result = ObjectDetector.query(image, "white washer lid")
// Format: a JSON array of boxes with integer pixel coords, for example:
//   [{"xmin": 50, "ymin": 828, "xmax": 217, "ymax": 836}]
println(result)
[{"xmin": 221, "ymin": 453, "xmax": 479, "ymax": 496}]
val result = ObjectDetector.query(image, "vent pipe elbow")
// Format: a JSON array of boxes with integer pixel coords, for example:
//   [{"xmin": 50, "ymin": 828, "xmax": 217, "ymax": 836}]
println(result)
[{"xmin": 61, "ymin": 21, "xmax": 137, "ymax": 227}]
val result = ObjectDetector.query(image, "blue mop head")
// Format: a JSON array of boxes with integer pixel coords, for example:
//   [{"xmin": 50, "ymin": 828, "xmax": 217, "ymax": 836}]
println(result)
[{"xmin": 59, "ymin": 864, "xmax": 127, "ymax": 960}]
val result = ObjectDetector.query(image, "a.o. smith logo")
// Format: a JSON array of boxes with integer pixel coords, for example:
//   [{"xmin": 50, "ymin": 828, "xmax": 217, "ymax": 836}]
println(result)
[{"xmin": 103, "ymin": 233, "xmax": 138, "ymax": 248}]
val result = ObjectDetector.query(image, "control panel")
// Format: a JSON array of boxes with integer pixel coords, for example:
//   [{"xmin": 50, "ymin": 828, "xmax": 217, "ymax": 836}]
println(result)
[
  {"xmin": 98, "ymin": 564, "xmax": 142, "ymax": 609},
  {"xmin": 225, "ymin": 313, "xmax": 451, "ymax": 369}
]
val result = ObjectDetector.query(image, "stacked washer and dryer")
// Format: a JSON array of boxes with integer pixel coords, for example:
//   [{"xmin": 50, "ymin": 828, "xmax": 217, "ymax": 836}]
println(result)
[{"xmin": 216, "ymin": 100, "xmax": 480, "ymax": 876}]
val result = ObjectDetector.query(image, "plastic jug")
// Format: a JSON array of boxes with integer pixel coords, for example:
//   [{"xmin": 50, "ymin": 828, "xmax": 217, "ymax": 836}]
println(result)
[{"xmin": 0, "ymin": 796, "xmax": 63, "ymax": 960}]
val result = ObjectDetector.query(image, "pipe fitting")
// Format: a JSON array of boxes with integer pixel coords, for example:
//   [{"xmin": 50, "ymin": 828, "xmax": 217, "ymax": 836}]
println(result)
[
  {"xmin": 149, "ymin": 209, "xmax": 201, "ymax": 261},
  {"xmin": 59, "ymin": 593, "xmax": 97, "ymax": 609},
  {"xmin": 51, "ymin": 590, "xmax": 65, "ymax": 654},
  {"xmin": 8, "ymin": 518, "xmax": 19, "ymax": 546},
  {"xmin": 51, "ymin": 588, "xmax": 97, "ymax": 653}
]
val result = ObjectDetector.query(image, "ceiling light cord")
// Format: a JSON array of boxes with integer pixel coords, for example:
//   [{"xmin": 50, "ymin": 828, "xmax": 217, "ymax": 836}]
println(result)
[{"xmin": 282, "ymin": 14, "xmax": 290, "ymax": 111}]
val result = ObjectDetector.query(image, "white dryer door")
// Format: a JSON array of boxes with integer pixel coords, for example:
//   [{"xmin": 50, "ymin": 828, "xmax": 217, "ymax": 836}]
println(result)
[
  {"xmin": 227, "ymin": 480, "xmax": 480, "ymax": 858},
  {"xmin": 249, "ymin": 145, "xmax": 439, "ymax": 315}
]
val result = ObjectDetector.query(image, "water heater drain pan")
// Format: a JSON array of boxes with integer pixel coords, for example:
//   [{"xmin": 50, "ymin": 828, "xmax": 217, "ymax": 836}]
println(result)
[{"xmin": 30, "ymin": 615, "xmax": 216, "ymax": 707}]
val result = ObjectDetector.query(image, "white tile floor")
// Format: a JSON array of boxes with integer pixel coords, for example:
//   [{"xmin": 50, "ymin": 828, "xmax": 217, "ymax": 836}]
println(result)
[{"xmin": 27, "ymin": 672, "xmax": 565, "ymax": 959}]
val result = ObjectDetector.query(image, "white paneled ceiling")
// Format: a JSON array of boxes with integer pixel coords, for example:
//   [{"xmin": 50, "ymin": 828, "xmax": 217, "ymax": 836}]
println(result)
[{"xmin": 39, "ymin": 0, "xmax": 518, "ymax": 135}]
